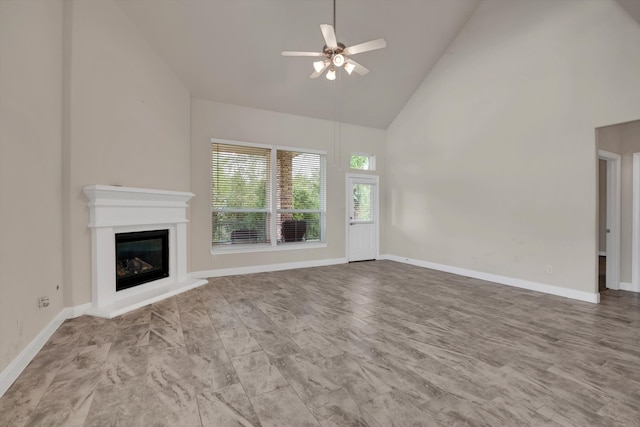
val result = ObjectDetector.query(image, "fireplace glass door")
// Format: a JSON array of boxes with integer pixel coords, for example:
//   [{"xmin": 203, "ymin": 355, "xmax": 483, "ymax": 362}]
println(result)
[{"xmin": 115, "ymin": 229, "xmax": 169, "ymax": 291}]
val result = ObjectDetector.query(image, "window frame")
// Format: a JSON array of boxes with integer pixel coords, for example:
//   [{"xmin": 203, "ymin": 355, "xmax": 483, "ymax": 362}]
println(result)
[{"xmin": 210, "ymin": 138, "xmax": 327, "ymax": 254}]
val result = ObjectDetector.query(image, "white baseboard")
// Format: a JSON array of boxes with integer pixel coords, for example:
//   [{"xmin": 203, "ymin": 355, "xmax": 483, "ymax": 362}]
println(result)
[
  {"xmin": 63, "ymin": 302, "xmax": 92, "ymax": 318},
  {"xmin": 379, "ymin": 254, "xmax": 600, "ymax": 304},
  {"xmin": 598, "ymin": 251, "xmax": 607, "ymax": 256},
  {"xmin": 0, "ymin": 274, "xmax": 212, "ymax": 398},
  {"xmin": 0, "ymin": 297, "xmax": 133, "ymax": 397},
  {"xmin": 191, "ymin": 257, "xmax": 348, "ymax": 279},
  {"xmin": 619, "ymin": 281, "xmax": 640, "ymax": 292},
  {"xmin": 0, "ymin": 307, "xmax": 69, "ymax": 397}
]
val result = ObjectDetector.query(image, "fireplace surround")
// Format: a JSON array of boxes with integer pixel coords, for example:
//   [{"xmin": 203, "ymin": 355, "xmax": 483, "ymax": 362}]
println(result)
[{"xmin": 84, "ymin": 185, "xmax": 206, "ymax": 318}]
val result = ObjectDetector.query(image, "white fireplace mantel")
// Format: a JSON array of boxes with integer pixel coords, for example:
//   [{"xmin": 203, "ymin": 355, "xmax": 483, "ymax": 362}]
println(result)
[{"xmin": 83, "ymin": 185, "xmax": 206, "ymax": 318}]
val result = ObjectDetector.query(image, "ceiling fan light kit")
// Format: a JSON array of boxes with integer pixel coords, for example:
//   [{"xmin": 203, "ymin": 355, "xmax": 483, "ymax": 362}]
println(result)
[
  {"xmin": 313, "ymin": 60, "xmax": 327, "ymax": 73},
  {"xmin": 343, "ymin": 62, "xmax": 355, "ymax": 75},
  {"xmin": 281, "ymin": 0, "xmax": 386, "ymax": 80}
]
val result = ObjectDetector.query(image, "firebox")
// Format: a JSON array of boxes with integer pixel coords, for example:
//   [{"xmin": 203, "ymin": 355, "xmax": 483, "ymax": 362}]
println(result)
[{"xmin": 115, "ymin": 229, "xmax": 169, "ymax": 291}]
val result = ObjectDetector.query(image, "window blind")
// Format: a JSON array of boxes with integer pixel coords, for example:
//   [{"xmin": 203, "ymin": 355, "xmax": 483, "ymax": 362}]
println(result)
[
  {"xmin": 211, "ymin": 140, "xmax": 326, "ymax": 248},
  {"xmin": 276, "ymin": 150, "xmax": 325, "ymax": 243},
  {"xmin": 211, "ymin": 143, "xmax": 271, "ymax": 245}
]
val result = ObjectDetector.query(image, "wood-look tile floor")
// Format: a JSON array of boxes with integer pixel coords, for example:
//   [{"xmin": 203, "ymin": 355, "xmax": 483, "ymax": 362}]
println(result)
[{"xmin": 1, "ymin": 260, "xmax": 639, "ymax": 426}]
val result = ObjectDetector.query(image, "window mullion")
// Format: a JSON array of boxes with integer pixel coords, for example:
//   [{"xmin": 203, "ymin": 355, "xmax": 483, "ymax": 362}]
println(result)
[
  {"xmin": 320, "ymin": 155, "xmax": 326, "ymax": 242},
  {"xmin": 270, "ymin": 148, "xmax": 278, "ymax": 247}
]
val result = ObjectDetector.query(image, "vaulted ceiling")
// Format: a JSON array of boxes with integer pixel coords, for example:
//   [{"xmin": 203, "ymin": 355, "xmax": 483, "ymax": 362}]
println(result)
[
  {"xmin": 114, "ymin": 0, "xmax": 640, "ymax": 130},
  {"xmin": 616, "ymin": 0, "xmax": 640, "ymax": 27}
]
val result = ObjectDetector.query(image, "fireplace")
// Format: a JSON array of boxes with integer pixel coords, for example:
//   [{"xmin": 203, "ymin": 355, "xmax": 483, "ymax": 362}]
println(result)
[
  {"xmin": 83, "ymin": 185, "xmax": 207, "ymax": 318},
  {"xmin": 116, "ymin": 229, "xmax": 169, "ymax": 291}
]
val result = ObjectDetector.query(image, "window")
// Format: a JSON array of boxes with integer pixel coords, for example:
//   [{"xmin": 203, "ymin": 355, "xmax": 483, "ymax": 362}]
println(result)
[
  {"xmin": 352, "ymin": 183, "xmax": 372, "ymax": 222},
  {"xmin": 211, "ymin": 143, "xmax": 271, "ymax": 245},
  {"xmin": 350, "ymin": 153, "xmax": 375, "ymax": 171},
  {"xmin": 212, "ymin": 140, "xmax": 326, "ymax": 250}
]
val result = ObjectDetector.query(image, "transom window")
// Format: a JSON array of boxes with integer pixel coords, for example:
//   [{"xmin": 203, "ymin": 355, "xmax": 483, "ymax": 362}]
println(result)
[
  {"xmin": 211, "ymin": 139, "xmax": 326, "ymax": 250},
  {"xmin": 350, "ymin": 153, "xmax": 376, "ymax": 171}
]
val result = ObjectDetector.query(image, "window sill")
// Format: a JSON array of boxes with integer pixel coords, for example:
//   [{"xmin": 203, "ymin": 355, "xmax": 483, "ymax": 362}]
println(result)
[{"xmin": 210, "ymin": 242, "xmax": 327, "ymax": 255}]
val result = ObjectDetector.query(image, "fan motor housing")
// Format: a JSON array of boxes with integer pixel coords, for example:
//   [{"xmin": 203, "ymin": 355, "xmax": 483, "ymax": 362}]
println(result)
[{"xmin": 323, "ymin": 42, "xmax": 346, "ymax": 57}]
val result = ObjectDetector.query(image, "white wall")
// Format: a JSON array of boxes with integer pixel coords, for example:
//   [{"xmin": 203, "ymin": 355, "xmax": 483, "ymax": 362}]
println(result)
[
  {"xmin": 190, "ymin": 99, "xmax": 386, "ymax": 273},
  {"xmin": 386, "ymin": 0, "xmax": 640, "ymax": 294},
  {"xmin": 64, "ymin": 0, "xmax": 192, "ymax": 306},
  {"xmin": 0, "ymin": 1, "xmax": 64, "ymax": 373}
]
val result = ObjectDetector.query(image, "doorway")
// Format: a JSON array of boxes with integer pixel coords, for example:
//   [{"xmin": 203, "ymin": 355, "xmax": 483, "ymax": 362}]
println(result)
[
  {"xmin": 598, "ymin": 159, "xmax": 607, "ymax": 291},
  {"xmin": 598, "ymin": 150, "xmax": 620, "ymax": 291},
  {"xmin": 346, "ymin": 174, "xmax": 379, "ymax": 262}
]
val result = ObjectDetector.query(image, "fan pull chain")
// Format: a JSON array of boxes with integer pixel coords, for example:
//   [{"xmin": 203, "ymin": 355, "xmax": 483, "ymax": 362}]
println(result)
[
  {"xmin": 333, "ymin": 66, "xmax": 342, "ymax": 171},
  {"xmin": 333, "ymin": 81, "xmax": 337, "ymax": 168}
]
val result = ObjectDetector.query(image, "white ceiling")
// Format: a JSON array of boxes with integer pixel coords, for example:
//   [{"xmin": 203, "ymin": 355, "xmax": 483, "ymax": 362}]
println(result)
[
  {"xmin": 114, "ymin": 0, "xmax": 481, "ymax": 129},
  {"xmin": 114, "ymin": 0, "xmax": 640, "ymax": 130}
]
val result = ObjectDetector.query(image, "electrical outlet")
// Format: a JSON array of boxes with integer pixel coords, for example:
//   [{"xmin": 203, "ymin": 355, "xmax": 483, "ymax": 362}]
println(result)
[
  {"xmin": 546, "ymin": 265, "xmax": 553, "ymax": 274},
  {"xmin": 38, "ymin": 296, "xmax": 50, "ymax": 308}
]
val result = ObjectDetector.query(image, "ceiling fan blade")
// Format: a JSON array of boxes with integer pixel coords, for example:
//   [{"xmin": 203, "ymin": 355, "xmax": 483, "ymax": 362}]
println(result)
[
  {"xmin": 320, "ymin": 24, "xmax": 338, "ymax": 49},
  {"xmin": 346, "ymin": 59, "xmax": 369, "ymax": 76},
  {"xmin": 309, "ymin": 62, "xmax": 330, "ymax": 79},
  {"xmin": 281, "ymin": 51, "xmax": 325, "ymax": 57},
  {"xmin": 344, "ymin": 38, "xmax": 387, "ymax": 56}
]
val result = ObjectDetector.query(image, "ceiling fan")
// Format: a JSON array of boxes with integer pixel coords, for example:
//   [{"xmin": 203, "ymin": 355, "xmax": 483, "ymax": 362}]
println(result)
[{"xmin": 281, "ymin": 0, "xmax": 386, "ymax": 80}]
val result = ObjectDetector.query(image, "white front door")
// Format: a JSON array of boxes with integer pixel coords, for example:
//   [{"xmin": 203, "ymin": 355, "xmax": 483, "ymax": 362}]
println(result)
[{"xmin": 347, "ymin": 175, "xmax": 378, "ymax": 262}]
